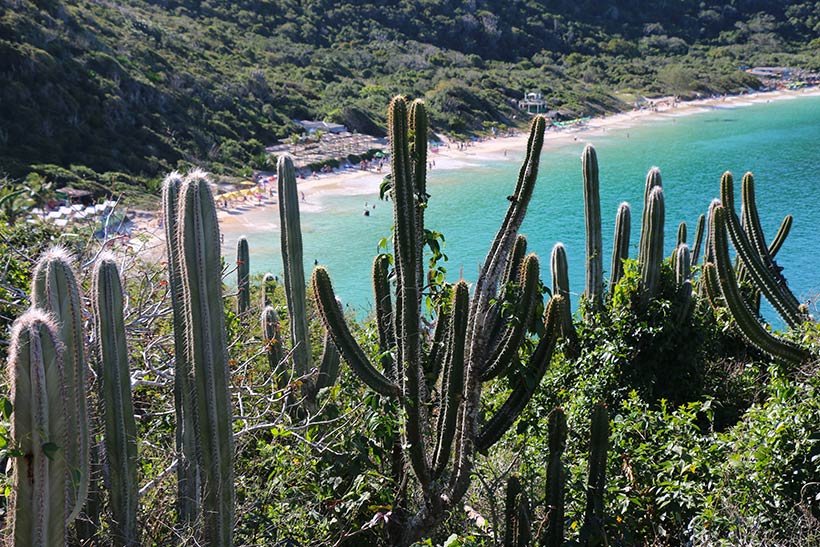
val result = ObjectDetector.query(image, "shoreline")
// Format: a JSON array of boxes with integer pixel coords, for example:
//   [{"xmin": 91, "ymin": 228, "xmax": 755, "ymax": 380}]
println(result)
[{"xmin": 128, "ymin": 86, "xmax": 820, "ymax": 263}]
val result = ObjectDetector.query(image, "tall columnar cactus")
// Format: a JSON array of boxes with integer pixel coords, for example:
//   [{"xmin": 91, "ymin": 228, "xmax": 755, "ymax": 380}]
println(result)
[
  {"xmin": 609, "ymin": 202, "xmax": 631, "ymax": 292},
  {"xmin": 674, "ymin": 243, "xmax": 694, "ymax": 324},
  {"xmin": 582, "ymin": 403, "xmax": 609, "ymax": 547},
  {"xmin": 6, "ymin": 310, "xmax": 67, "ymax": 547},
  {"xmin": 30, "ymin": 247, "xmax": 89, "ymax": 523},
  {"xmin": 691, "ymin": 213, "xmax": 705, "ymax": 268},
  {"xmin": 542, "ymin": 407, "xmax": 567, "ymax": 547},
  {"xmin": 277, "ymin": 155, "xmax": 313, "ymax": 379},
  {"xmin": 705, "ymin": 206, "xmax": 808, "ymax": 364},
  {"xmin": 504, "ymin": 475, "xmax": 531, "ymax": 547},
  {"xmin": 639, "ymin": 185, "xmax": 665, "ymax": 306},
  {"xmin": 177, "ymin": 171, "xmax": 235, "ymax": 547},
  {"xmin": 92, "ymin": 255, "xmax": 139, "ymax": 547},
  {"xmin": 550, "ymin": 243, "xmax": 579, "ymax": 358},
  {"xmin": 582, "ymin": 144, "xmax": 603, "ymax": 312},
  {"xmin": 161, "ymin": 172, "xmax": 199, "ymax": 524},
  {"xmin": 262, "ymin": 305, "xmax": 284, "ymax": 379},
  {"xmin": 719, "ymin": 172, "xmax": 807, "ymax": 327},
  {"xmin": 236, "ymin": 236, "xmax": 251, "ymax": 317},
  {"xmin": 312, "ymin": 98, "xmax": 561, "ymax": 546}
]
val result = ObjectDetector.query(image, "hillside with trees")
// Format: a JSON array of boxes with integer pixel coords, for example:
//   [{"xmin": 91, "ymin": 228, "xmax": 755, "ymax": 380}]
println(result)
[{"xmin": 2, "ymin": 0, "xmax": 820, "ymax": 198}]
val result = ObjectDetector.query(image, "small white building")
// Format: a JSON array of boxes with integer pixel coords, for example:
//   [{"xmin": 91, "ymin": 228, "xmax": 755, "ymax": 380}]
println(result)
[
  {"xmin": 518, "ymin": 91, "xmax": 547, "ymax": 114},
  {"xmin": 295, "ymin": 120, "xmax": 348, "ymax": 134}
]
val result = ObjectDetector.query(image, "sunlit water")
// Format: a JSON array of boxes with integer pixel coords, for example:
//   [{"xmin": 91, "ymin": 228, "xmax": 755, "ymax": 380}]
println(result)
[{"xmin": 224, "ymin": 95, "xmax": 820, "ymax": 327}]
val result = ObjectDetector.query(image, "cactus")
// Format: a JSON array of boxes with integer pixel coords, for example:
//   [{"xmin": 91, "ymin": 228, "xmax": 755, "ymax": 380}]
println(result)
[
  {"xmin": 177, "ymin": 171, "xmax": 235, "ymax": 546},
  {"xmin": 312, "ymin": 98, "xmax": 560, "ymax": 546},
  {"xmin": 707, "ymin": 206, "xmax": 808, "ymax": 364},
  {"xmin": 91, "ymin": 255, "xmax": 139, "ymax": 547},
  {"xmin": 542, "ymin": 407, "xmax": 567, "ymax": 547},
  {"xmin": 236, "ymin": 236, "xmax": 251, "ymax": 317},
  {"xmin": 581, "ymin": 403, "xmax": 609, "ymax": 547},
  {"xmin": 30, "ymin": 247, "xmax": 89, "ymax": 523},
  {"xmin": 549, "ymin": 244, "xmax": 579, "ymax": 359},
  {"xmin": 261, "ymin": 272, "xmax": 277, "ymax": 307},
  {"xmin": 719, "ymin": 172, "xmax": 806, "ymax": 327},
  {"xmin": 316, "ymin": 330, "xmax": 341, "ymax": 392},
  {"xmin": 582, "ymin": 144, "xmax": 603, "ymax": 312},
  {"xmin": 639, "ymin": 185, "xmax": 665, "ymax": 306},
  {"xmin": 161, "ymin": 171, "xmax": 199, "ymax": 524},
  {"xmin": 504, "ymin": 475, "xmax": 531, "ymax": 547},
  {"xmin": 691, "ymin": 213, "xmax": 705, "ymax": 268},
  {"xmin": 609, "ymin": 202, "xmax": 631, "ymax": 291},
  {"xmin": 6, "ymin": 310, "xmax": 67, "ymax": 547},
  {"xmin": 262, "ymin": 306, "xmax": 284, "ymax": 381}
]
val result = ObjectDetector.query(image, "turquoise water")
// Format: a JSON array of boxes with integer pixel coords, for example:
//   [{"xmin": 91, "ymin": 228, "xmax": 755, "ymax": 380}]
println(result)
[{"xmin": 227, "ymin": 95, "xmax": 820, "ymax": 325}]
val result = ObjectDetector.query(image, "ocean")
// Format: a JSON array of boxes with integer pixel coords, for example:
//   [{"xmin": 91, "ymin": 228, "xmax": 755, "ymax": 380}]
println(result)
[{"xmin": 224, "ymin": 94, "xmax": 820, "ymax": 327}]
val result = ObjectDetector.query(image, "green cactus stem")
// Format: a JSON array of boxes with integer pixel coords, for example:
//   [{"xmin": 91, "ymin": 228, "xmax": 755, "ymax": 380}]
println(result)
[
  {"xmin": 543, "ymin": 407, "xmax": 567, "ymax": 547},
  {"xmin": 161, "ymin": 171, "xmax": 199, "ymax": 524},
  {"xmin": 639, "ymin": 185, "xmax": 665, "ymax": 306},
  {"xmin": 177, "ymin": 171, "xmax": 235, "ymax": 547},
  {"xmin": 719, "ymin": 171, "xmax": 805, "ymax": 327},
  {"xmin": 610, "ymin": 202, "xmax": 631, "ymax": 291},
  {"xmin": 278, "ymin": 155, "xmax": 313, "ymax": 378},
  {"xmin": 236, "ymin": 236, "xmax": 250, "ymax": 317},
  {"xmin": 372, "ymin": 254, "xmax": 397, "ymax": 380},
  {"xmin": 7, "ymin": 310, "xmax": 67, "ymax": 547},
  {"xmin": 582, "ymin": 144, "xmax": 603, "ymax": 312},
  {"xmin": 316, "ymin": 331, "xmax": 341, "ymax": 392},
  {"xmin": 261, "ymin": 272, "xmax": 277, "ymax": 307},
  {"xmin": 582, "ymin": 403, "xmax": 609, "ymax": 547},
  {"xmin": 504, "ymin": 475, "xmax": 531, "ymax": 547},
  {"xmin": 768, "ymin": 215, "xmax": 793, "ymax": 259},
  {"xmin": 31, "ymin": 247, "xmax": 89, "ymax": 523},
  {"xmin": 675, "ymin": 244, "xmax": 694, "ymax": 324},
  {"xmin": 708, "ymin": 206, "xmax": 809, "ymax": 364},
  {"xmin": 549, "ymin": 243, "xmax": 579, "ymax": 358},
  {"xmin": 92, "ymin": 255, "xmax": 139, "ymax": 547}
]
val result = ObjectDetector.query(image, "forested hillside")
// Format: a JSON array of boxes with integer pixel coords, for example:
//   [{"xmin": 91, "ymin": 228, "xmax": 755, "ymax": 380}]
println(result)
[{"xmin": 2, "ymin": 0, "xmax": 819, "ymax": 193}]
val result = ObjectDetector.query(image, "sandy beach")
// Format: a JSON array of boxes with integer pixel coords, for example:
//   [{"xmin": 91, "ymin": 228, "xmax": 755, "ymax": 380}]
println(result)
[{"xmin": 126, "ymin": 86, "xmax": 820, "ymax": 263}]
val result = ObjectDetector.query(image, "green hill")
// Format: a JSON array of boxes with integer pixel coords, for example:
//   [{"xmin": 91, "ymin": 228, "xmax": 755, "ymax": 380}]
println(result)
[{"xmin": 2, "ymin": 1, "xmax": 819, "ymax": 200}]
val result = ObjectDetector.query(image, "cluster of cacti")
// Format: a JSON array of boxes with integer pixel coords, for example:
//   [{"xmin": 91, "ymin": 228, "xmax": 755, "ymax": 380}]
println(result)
[
  {"xmin": 312, "ymin": 96, "xmax": 566, "ymax": 546},
  {"xmin": 276, "ymin": 155, "xmax": 340, "ymax": 404}
]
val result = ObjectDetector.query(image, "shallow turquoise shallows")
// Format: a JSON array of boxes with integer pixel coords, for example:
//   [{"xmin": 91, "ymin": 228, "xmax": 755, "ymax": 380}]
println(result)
[{"xmin": 226, "ymin": 95, "xmax": 820, "ymax": 327}]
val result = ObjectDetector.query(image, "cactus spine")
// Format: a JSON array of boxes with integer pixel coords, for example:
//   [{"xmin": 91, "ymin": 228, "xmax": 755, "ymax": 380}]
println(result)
[
  {"xmin": 277, "ymin": 155, "xmax": 313, "ymax": 378},
  {"xmin": 177, "ymin": 172, "xmax": 235, "ymax": 546},
  {"xmin": 582, "ymin": 403, "xmax": 609, "ymax": 547},
  {"xmin": 582, "ymin": 144, "xmax": 603, "ymax": 312},
  {"xmin": 543, "ymin": 407, "xmax": 567, "ymax": 547},
  {"xmin": 30, "ymin": 247, "xmax": 89, "ymax": 523},
  {"xmin": 161, "ymin": 172, "xmax": 199, "ymax": 524},
  {"xmin": 92, "ymin": 255, "xmax": 139, "ymax": 547},
  {"xmin": 6, "ymin": 310, "xmax": 67, "ymax": 547},
  {"xmin": 236, "ymin": 236, "xmax": 250, "ymax": 317},
  {"xmin": 609, "ymin": 202, "xmax": 631, "ymax": 291}
]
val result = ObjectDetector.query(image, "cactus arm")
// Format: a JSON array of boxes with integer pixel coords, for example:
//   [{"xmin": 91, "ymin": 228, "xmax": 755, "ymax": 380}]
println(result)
[
  {"xmin": 609, "ymin": 202, "xmax": 631, "ymax": 291},
  {"xmin": 550, "ymin": 243, "xmax": 570, "ymax": 300},
  {"xmin": 543, "ymin": 407, "xmax": 567, "ymax": 547},
  {"xmin": 768, "ymin": 214, "xmax": 792, "ymax": 259},
  {"xmin": 312, "ymin": 267, "xmax": 399, "ymax": 397},
  {"xmin": 719, "ymin": 172, "xmax": 805, "ymax": 327},
  {"xmin": 31, "ymin": 247, "xmax": 89, "ymax": 523},
  {"xmin": 481, "ymin": 254, "xmax": 540, "ymax": 381},
  {"xmin": 425, "ymin": 304, "xmax": 450, "ymax": 391},
  {"xmin": 639, "ymin": 186, "xmax": 665, "ymax": 306},
  {"xmin": 8, "ymin": 311, "xmax": 67, "ymax": 547},
  {"xmin": 638, "ymin": 167, "xmax": 662, "ymax": 268},
  {"xmin": 278, "ymin": 155, "xmax": 313, "ymax": 375},
  {"xmin": 316, "ymin": 332, "xmax": 341, "ymax": 391},
  {"xmin": 261, "ymin": 272, "xmax": 277, "ymax": 307},
  {"xmin": 92, "ymin": 256, "xmax": 139, "ymax": 547},
  {"xmin": 372, "ymin": 254, "xmax": 397, "ymax": 380},
  {"xmin": 236, "ymin": 236, "xmax": 250, "ymax": 317},
  {"xmin": 709, "ymin": 207, "xmax": 808, "ymax": 363},
  {"xmin": 677, "ymin": 221, "xmax": 687, "ymax": 246},
  {"xmin": 432, "ymin": 280, "xmax": 468, "ymax": 478},
  {"xmin": 409, "ymin": 99, "xmax": 429, "ymax": 291},
  {"xmin": 582, "ymin": 403, "xmax": 609, "ymax": 547},
  {"xmin": 502, "ymin": 235, "xmax": 528, "ymax": 287},
  {"xmin": 740, "ymin": 173, "xmax": 774, "ymax": 270},
  {"xmin": 177, "ymin": 173, "xmax": 235, "ymax": 547},
  {"xmin": 582, "ymin": 144, "xmax": 603, "ymax": 311},
  {"xmin": 475, "ymin": 295, "xmax": 562, "ymax": 453},
  {"xmin": 691, "ymin": 213, "xmax": 705, "ymax": 268},
  {"xmin": 504, "ymin": 475, "xmax": 531, "ymax": 547},
  {"xmin": 161, "ymin": 172, "xmax": 199, "ymax": 524}
]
